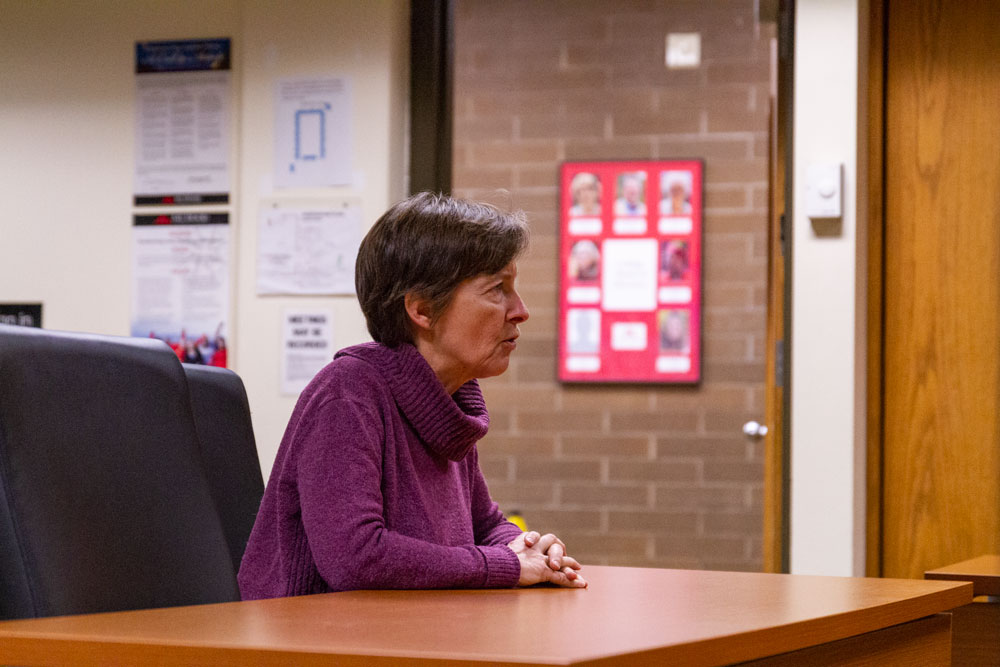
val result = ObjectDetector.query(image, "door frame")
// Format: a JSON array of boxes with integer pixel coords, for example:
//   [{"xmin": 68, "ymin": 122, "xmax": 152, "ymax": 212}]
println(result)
[
  {"xmin": 763, "ymin": 0, "xmax": 795, "ymax": 574},
  {"xmin": 863, "ymin": 0, "xmax": 886, "ymax": 579}
]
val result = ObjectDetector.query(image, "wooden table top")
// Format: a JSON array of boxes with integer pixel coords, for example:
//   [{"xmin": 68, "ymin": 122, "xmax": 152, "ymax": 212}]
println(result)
[
  {"xmin": 925, "ymin": 554, "xmax": 1000, "ymax": 597},
  {"xmin": 0, "ymin": 566, "xmax": 972, "ymax": 667}
]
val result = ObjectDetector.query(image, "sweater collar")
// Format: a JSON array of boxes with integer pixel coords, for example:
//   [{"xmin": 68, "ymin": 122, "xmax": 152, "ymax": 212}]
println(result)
[{"xmin": 336, "ymin": 342, "xmax": 489, "ymax": 461}]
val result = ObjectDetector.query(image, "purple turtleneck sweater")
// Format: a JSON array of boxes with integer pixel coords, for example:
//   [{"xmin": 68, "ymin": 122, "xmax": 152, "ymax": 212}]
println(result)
[{"xmin": 238, "ymin": 342, "xmax": 523, "ymax": 599}]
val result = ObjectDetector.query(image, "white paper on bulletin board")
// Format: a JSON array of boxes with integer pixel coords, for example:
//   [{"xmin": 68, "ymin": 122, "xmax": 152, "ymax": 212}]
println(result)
[
  {"xmin": 281, "ymin": 309, "xmax": 334, "ymax": 395},
  {"xmin": 274, "ymin": 77, "xmax": 352, "ymax": 188},
  {"xmin": 257, "ymin": 201, "xmax": 363, "ymax": 295}
]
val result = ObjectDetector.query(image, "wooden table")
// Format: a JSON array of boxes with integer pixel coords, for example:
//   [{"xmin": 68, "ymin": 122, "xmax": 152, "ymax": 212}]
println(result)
[
  {"xmin": 926, "ymin": 554, "xmax": 1000, "ymax": 666},
  {"xmin": 0, "ymin": 566, "xmax": 972, "ymax": 666}
]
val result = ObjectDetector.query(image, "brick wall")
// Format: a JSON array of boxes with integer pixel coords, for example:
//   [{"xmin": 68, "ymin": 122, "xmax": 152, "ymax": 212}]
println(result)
[{"xmin": 453, "ymin": 0, "xmax": 773, "ymax": 571}]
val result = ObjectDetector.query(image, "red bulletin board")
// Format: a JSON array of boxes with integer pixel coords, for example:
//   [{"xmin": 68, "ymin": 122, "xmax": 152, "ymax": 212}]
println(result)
[{"xmin": 558, "ymin": 160, "xmax": 703, "ymax": 384}]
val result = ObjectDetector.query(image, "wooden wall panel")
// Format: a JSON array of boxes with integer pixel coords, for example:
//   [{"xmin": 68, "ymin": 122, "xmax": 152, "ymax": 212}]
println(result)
[{"xmin": 882, "ymin": 0, "xmax": 1000, "ymax": 578}]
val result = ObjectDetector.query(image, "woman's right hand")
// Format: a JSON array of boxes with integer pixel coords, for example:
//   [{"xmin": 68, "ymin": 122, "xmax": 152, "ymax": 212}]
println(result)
[{"xmin": 507, "ymin": 531, "xmax": 587, "ymax": 588}]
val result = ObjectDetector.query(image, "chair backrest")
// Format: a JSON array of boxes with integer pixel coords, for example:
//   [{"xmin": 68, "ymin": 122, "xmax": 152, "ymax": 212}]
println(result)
[
  {"xmin": 182, "ymin": 364, "xmax": 264, "ymax": 573},
  {"xmin": 0, "ymin": 324, "xmax": 238, "ymax": 620}
]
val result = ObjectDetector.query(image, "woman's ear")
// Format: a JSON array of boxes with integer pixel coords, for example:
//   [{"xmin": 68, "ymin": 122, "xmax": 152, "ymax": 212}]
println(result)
[{"xmin": 404, "ymin": 292, "xmax": 434, "ymax": 332}]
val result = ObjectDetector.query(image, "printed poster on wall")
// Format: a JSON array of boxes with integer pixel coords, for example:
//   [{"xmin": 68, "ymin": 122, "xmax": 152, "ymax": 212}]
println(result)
[
  {"xmin": 131, "ymin": 213, "xmax": 230, "ymax": 367},
  {"xmin": 273, "ymin": 77, "xmax": 353, "ymax": 188},
  {"xmin": 133, "ymin": 38, "xmax": 232, "ymax": 205},
  {"xmin": 558, "ymin": 160, "xmax": 704, "ymax": 384},
  {"xmin": 257, "ymin": 202, "xmax": 362, "ymax": 295},
  {"xmin": 281, "ymin": 310, "xmax": 334, "ymax": 395}
]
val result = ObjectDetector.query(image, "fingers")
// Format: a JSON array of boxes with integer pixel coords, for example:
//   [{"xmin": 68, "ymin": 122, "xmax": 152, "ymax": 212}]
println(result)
[
  {"xmin": 546, "ymin": 566, "xmax": 588, "ymax": 589},
  {"xmin": 523, "ymin": 531, "xmax": 540, "ymax": 548},
  {"xmin": 533, "ymin": 533, "xmax": 560, "ymax": 555},
  {"xmin": 547, "ymin": 541, "xmax": 565, "ymax": 570},
  {"xmin": 560, "ymin": 555, "xmax": 582, "ymax": 571}
]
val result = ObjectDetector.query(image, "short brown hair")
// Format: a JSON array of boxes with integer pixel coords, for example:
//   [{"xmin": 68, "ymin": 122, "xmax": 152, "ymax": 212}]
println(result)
[{"xmin": 356, "ymin": 192, "xmax": 529, "ymax": 347}]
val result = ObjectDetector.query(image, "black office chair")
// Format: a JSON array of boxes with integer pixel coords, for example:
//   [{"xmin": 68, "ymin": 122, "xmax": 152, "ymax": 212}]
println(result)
[
  {"xmin": 0, "ymin": 324, "xmax": 238, "ymax": 620},
  {"xmin": 182, "ymin": 364, "xmax": 264, "ymax": 573}
]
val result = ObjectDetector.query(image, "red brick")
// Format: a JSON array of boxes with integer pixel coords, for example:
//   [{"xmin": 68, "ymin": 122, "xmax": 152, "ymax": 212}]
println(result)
[
  {"xmin": 703, "ymin": 460, "xmax": 764, "ymax": 483},
  {"xmin": 560, "ymin": 387, "xmax": 653, "ymax": 413},
  {"xmin": 703, "ymin": 409, "xmax": 760, "ymax": 435},
  {"xmin": 656, "ymin": 436, "xmax": 748, "ymax": 460},
  {"xmin": 523, "ymin": 509, "xmax": 602, "ymax": 532},
  {"xmin": 655, "ymin": 536, "xmax": 746, "ymax": 560},
  {"xmin": 450, "ymin": 165, "xmax": 514, "ymax": 191},
  {"xmin": 560, "ymin": 435, "xmax": 651, "ymax": 458},
  {"xmin": 454, "ymin": 116, "xmax": 514, "ymax": 142},
  {"xmin": 609, "ymin": 460, "xmax": 699, "ymax": 483},
  {"xmin": 519, "ymin": 113, "xmax": 607, "ymax": 140},
  {"xmin": 704, "ymin": 184, "xmax": 750, "ymax": 210},
  {"xmin": 612, "ymin": 109, "xmax": 701, "ymax": 136},
  {"xmin": 488, "ymin": 481, "xmax": 557, "ymax": 507},
  {"xmin": 517, "ymin": 410, "xmax": 604, "ymax": 433},
  {"xmin": 703, "ymin": 511, "xmax": 764, "ymax": 537},
  {"xmin": 515, "ymin": 165, "xmax": 560, "ymax": 188},
  {"xmin": 561, "ymin": 484, "xmax": 650, "ymax": 509},
  {"xmin": 656, "ymin": 136, "xmax": 751, "ymax": 161},
  {"xmin": 706, "ymin": 158, "xmax": 768, "ymax": 184},
  {"xmin": 470, "ymin": 140, "xmax": 560, "ymax": 165},
  {"xmin": 480, "ymin": 384, "xmax": 558, "ymax": 411},
  {"xmin": 563, "ymin": 137, "xmax": 655, "ymax": 161},
  {"xmin": 516, "ymin": 457, "xmax": 601, "ymax": 482},
  {"xmin": 478, "ymin": 455, "xmax": 511, "ymax": 482},
  {"xmin": 702, "ymin": 334, "xmax": 751, "ymax": 361},
  {"xmin": 608, "ymin": 411, "xmax": 699, "ymax": 434},
  {"xmin": 702, "ymin": 360, "xmax": 766, "ymax": 383},
  {"xmin": 705, "ymin": 212, "xmax": 768, "ymax": 234},
  {"xmin": 479, "ymin": 435, "xmax": 556, "ymax": 457},
  {"xmin": 555, "ymin": 532, "xmax": 650, "ymax": 558},
  {"xmin": 606, "ymin": 510, "xmax": 698, "ymax": 533},
  {"xmin": 655, "ymin": 484, "xmax": 749, "ymax": 511}
]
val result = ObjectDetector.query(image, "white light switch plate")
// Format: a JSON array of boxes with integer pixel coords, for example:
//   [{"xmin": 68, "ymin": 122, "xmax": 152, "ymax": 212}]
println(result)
[
  {"xmin": 666, "ymin": 33, "xmax": 701, "ymax": 69},
  {"xmin": 805, "ymin": 163, "xmax": 842, "ymax": 219}
]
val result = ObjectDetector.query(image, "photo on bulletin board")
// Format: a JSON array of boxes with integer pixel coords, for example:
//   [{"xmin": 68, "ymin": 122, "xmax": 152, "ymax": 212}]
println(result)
[{"xmin": 557, "ymin": 159, "xmax": 704, "ymax": 384}]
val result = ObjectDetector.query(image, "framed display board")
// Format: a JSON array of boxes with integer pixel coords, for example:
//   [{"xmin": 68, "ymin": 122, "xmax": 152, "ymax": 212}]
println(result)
[{"xmin": 558, "ymin": 160, "xmax": 703, "ymax": 384}]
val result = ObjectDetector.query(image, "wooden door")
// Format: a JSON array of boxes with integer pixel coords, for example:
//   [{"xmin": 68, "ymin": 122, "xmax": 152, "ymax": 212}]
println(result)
[{"xmin": 878, "ymin": 0, "xmax": 1000, "ymax": 578}]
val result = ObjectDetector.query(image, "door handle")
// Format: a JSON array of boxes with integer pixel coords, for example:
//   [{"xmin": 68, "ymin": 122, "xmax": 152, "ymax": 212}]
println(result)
[{"xmin": 743, "ymin": 420, "xmax": 769, "ymax": 438}]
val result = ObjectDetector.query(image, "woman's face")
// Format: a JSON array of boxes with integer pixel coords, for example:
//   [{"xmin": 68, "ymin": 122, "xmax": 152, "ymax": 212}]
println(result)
[
  {"xmin": 428, "ymin": 261, "xmax": 529, "ymax": 385},
  {"xmin": 578, "ymin": 182, "xmax": 599, "ymax": 207}
]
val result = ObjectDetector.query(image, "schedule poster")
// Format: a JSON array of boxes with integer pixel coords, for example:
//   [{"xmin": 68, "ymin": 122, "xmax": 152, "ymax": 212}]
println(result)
[
  {"xmin": 133, "ymin": 38, "xmax": 231, "ymax": 206},
  {"xmin": 558, "ymin": 160, "xmax": 703, "ymax": 384}
]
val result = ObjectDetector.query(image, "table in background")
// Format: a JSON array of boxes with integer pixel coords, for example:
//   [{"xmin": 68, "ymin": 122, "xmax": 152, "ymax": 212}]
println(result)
[
  {"xmin": 926, "ymin": 554, "xmax": 1000, "ymax": 667},
  {"xmin": 0, "ymin": 565, "xmax": 971, "ymax": 667}
]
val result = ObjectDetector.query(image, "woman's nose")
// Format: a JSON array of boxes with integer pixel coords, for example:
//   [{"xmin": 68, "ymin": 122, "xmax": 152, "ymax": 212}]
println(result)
[{"xmin": 508, "ymin": 290, "xmax": 529, "ymax": 324}]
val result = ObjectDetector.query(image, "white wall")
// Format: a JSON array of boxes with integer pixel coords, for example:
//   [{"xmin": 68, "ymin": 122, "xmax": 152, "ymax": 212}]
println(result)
[
  {"xmin": 790, "ymin": 0, "xmax": 867, "ymax": 576},
  {"xmin": 0, "ymin": 0, "xmax": 409, "ymax": 479}
]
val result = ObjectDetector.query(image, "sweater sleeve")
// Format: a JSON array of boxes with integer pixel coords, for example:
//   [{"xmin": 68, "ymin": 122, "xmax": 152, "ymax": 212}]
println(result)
[
  {"xmin": 469, "ymin": 446, "xmax": 526, "ymax": 547},
  {"xmin": 297, "ymin": 397, "xmax": 520, "ymax": 591}
]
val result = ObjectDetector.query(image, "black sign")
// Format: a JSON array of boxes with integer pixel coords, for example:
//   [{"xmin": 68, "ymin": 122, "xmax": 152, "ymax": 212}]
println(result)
[{"xmin": 0, "ymin": 304, "xmax": 42, "ymax": 328}]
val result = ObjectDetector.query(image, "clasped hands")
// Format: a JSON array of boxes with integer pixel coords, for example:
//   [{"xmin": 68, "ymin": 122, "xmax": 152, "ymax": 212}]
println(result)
[{"xmin": 507, "ymin": 531, "xmax": 587, "ymax": 589}]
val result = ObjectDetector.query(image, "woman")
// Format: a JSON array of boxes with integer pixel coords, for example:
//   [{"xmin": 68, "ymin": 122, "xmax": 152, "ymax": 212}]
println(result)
[
  {"xmin": 239, "ymin": 193, "xmax": 586, "ymax": 599},
  {"xmin": 569, "ymin": 172, "xmax": 601, "ymax": 216}
]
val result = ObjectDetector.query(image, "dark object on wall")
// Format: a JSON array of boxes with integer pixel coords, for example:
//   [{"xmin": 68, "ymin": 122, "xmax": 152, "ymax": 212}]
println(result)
[
  {"xmin": 409, "ymin": 0, "xmax": 454, "ymax": 195},
  {"xmin": 0, "ymin": 304, "xmax": 42, "ymax": 328},
  {"xmin": 182, "ymin": 364, "xmax": 264, "ymax": 573},
  {"xmin": 0, "ymin": 325, "xmax": 239, "ymax": 620}
]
